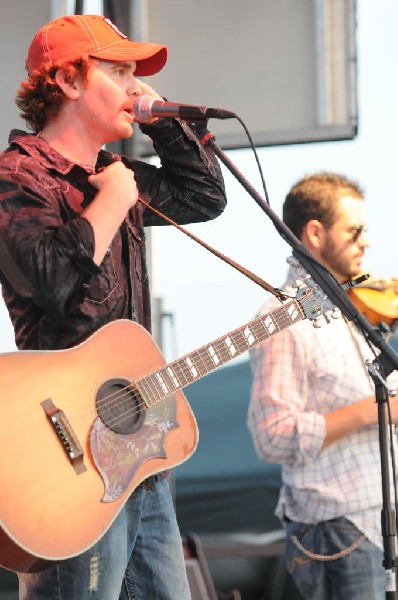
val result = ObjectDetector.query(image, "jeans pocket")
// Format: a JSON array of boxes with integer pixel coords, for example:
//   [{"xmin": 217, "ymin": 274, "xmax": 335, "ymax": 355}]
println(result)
[{"xmin": 285, "ymin": 522, "xmax": 321, "ymax": 598}]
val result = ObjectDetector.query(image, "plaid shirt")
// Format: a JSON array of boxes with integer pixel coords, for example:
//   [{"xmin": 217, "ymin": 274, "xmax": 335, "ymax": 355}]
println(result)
[{"xmin": 248, "ymin": 262, "xmax": 398, "ymax": 550}]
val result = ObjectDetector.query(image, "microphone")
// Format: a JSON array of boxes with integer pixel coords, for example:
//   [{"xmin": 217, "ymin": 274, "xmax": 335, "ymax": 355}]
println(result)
[{"xmin": 132, "ymin": 95, "xmax": 236, "ymax": 121}]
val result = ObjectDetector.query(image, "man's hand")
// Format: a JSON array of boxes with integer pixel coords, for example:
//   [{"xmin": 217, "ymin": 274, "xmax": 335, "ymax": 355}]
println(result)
[
  {"xmin": 85, "ymin": 162, "xmax": 139, "ymax": 265},
  {"xmin": 88, "ymin": 162, "xmax": 138, "ymax": 213}
]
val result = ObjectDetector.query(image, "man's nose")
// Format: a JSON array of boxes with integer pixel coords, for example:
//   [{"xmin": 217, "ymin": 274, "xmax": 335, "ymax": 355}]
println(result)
[
  {"xmin": 127, "ymin": 79, "xmax": 142, "ymax": 97},
  {"xmin": 358, "ymin": 230, "xmax": 370, "ymax": 248}
]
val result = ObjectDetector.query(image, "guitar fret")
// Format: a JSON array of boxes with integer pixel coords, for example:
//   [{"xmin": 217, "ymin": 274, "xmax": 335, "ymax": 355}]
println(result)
[
  {"xmin": 169, "ymin": 359, "xmax": 191, "ymax": 387},
  {"xmin": 287, "ymin": 302, "xmax": 301, "ymax": 323},
  {"xmin": 195, "ymin": 346, "xmax": 217, "ymax": 375},
  {"xmin": 212, "ymin": 337, "xmax": 237, "ymax": 361},
  {"xmin": 168, "ymin": 352, "xmax": 211, "ymax": 387},
  {"xmin": 136, "ymin": 298, "xmax": 307, "ymax": 409},
  {"xmin": 190, "ymin": 353, "xmax": 208, "ymax": 378},
  {"xmin": 155, "ymin": 372, "xmax": 172, "ymax": 396},
  {"xmin": 261, "ymin": 313, "xmax": 278, "ymax": 337},
  {"xmin": 206, "ymin": 344, "xmax": 221, "ymax": 366},
  {"xmin": 243, "ymin": 325, "xmax": 257, "ymax": 346},
  {"xmin": 137, "ymin": 376, "xmax": 159, "ymax": 407},
  {"xmin": 224, "ymin": 335, "xmax": 238, "ymax": 356},
  {"xmin": 166, "ymin": 365, "xmax": 180, "ymax": 389},
  {"xmin": 138, "ymin": 366, "xmax": 182, "ymax": 406},
  {"xmin": 215, "ymin": 327, "xmax": 255, "ymax": 354},
  {"xmin": 158, "ymin": 367, "xmax": 178, "ymax": 393},
  {"xmin": 149, "ymin": 374, "xmax": 170, "ymax": 401},
  {"xmin": 184, "ymin": 356, "xmax": 199, "ymax": 379},
  {"xmin": 227, "ymin": 332, "xmax": 250, "ymax": 354}
]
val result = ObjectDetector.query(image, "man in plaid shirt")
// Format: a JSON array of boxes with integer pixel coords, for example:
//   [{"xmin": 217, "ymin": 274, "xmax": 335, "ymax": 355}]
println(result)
[{"xmin": 248, "ymin": 172, "xmax": 398, "ymax": 600}]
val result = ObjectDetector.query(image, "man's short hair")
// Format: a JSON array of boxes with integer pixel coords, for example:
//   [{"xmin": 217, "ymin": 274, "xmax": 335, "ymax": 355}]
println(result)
[{"xmin": 283, "ymin": 172, "xmax": 364, "ymax": 239}]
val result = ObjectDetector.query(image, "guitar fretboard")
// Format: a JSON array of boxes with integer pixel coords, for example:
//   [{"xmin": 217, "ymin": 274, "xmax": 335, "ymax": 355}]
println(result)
[{"xmin": 137, "ymin": 299, "xmax": 304, "ymax": 407}]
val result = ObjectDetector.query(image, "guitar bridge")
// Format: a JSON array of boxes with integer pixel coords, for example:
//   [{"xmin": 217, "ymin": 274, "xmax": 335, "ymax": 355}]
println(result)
[{"xmin": 41, "ymin": 399, "xmax": 86, "ymax": 475}]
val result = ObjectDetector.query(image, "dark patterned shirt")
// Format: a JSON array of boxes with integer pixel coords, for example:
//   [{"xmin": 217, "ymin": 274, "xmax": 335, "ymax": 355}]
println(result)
[{"xmin": 0, "ymin": 119, "xmax": 226, "ymax": 350}]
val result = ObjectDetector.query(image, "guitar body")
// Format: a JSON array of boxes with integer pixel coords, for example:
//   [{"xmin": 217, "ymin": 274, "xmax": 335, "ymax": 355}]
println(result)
[
  {"xmin": 0, "ymin": 276, "xmax": 336, "ymax": 573},
  {"xmin": 0, "ymin": 320, "xmax": 198, "ymax": 572}
]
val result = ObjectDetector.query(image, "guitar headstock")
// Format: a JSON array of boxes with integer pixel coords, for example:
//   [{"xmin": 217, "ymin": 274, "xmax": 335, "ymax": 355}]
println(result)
[
  {"xmin": 286, "ymin": 256, "xmax": 340, "ymax": 327},
  {"xmin": 294, "ymin": 278, "xmax": 340, "ymax": 327}
]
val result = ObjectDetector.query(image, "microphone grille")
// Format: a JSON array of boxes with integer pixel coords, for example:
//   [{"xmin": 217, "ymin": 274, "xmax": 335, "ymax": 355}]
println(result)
[{"xmin": 133, "ymin": 95, "xmax": 155, "ymax": 121}]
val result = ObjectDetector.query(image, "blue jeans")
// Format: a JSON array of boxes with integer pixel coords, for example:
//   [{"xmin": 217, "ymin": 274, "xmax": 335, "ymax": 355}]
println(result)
[
  {"xmin": 285, "ymin": 517, "xmax": 386, "ymax": 600},
  {"xmin": 18, "ymin": 478, "xmax": 191, "ymax": 600}
]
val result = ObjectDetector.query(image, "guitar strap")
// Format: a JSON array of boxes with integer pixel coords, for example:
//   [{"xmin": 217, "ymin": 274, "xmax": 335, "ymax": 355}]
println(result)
[
  {"xmin": 129, "ymin": 202, "xmax": 152, "ymax": 332},
  {"xmin": 137, "ymin": 196, "xmax": 287, "ymax": 303}
]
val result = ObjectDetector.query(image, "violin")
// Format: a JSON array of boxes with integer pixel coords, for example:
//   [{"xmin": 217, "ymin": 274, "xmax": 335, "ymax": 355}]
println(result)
[{"xmin": 348, "ymin": 276, "xmax": 398, "ymax": 331}]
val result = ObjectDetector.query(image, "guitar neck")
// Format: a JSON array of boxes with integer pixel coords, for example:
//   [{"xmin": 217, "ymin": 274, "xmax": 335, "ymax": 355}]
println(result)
[{"xmin": 137, "ymin": 298, "xmax": 304, "ymax": 407}]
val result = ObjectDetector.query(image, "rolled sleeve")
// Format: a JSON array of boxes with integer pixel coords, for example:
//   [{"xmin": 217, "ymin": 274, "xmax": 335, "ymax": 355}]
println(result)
[
  {"xmin": 136, "ymin": 118, "xmax": 226, "ymax": 224},
  {"xmin": 0, "ymin": 177, "xmax": 98, "ymax": 312},
  {"xmin": 248, "ymin": 323, "xmax": 327, "ymax": 467}
]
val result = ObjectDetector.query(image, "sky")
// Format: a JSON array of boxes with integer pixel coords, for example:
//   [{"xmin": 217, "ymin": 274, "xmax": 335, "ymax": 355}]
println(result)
[
  {"xmin": 152, "ymin": 0, "xmax": 398, "ymax": 362},
  {"xmin": 1, "ymin": 1, "xmax": 398, "ymax": 366}
]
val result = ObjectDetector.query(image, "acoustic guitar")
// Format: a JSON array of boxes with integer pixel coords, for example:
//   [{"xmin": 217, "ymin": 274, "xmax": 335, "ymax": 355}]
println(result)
[{"xmin": 0, "ymin": 279, "xmax": 336, "ymax": 573}]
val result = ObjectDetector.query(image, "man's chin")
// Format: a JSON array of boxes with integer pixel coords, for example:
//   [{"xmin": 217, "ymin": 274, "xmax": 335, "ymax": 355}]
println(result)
[
  {"xmin": 346, "ymin": 268, "xmax": 363, "ymax": 283},
  {"xmin": 352, "ymin": 263, "xmax": 364, "ymax": 278},
  {"xmin": 105, "ymin": 127, "xmax": 134, "ymax": 144}
]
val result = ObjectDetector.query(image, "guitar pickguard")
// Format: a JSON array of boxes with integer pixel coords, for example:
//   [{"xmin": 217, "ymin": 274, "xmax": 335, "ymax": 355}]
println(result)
[{"xmin": 90, "ymin": 396, "xmax": 178, "ymax": 502}]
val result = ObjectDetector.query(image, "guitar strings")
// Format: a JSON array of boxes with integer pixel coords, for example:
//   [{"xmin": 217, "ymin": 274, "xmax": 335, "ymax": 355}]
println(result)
[
  {"xmin": 89, "ymin": 305, "xmax": 300, "ymax": 431},
  {"xmin": 95, "ymin": 307, "xmax": 299, "ymax": 430},
  {"xmin": 95, "ymin": 311, "xmax": 298, "ymax": 431}
]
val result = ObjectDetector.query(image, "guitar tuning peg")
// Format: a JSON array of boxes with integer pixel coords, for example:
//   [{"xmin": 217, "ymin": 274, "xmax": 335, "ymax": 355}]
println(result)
[
  {"xmin": 331, "ymin": 308, "xmax": 341, "ymax": 319},
  {"xmin": 292, "ymin": 279, "xmax": 305, "ymax": 289},
  {"xmin": 312, "ymin": 318, "xmax": 323, "ymax": 328}
]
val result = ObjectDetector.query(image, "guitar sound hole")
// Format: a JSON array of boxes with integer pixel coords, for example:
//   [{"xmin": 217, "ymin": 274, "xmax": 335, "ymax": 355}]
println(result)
[{"xmin": 96, "ymin": 378, "xmax": 145, "ymax": 435}]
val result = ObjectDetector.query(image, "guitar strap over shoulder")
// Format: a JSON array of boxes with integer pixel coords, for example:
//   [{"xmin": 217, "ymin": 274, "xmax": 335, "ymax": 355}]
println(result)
[
  {"xmin": 137, "ymin": 196, "xmax": 287, "ymax": 303},
  {"xmin": 128, "ymin": 202, "xmax": 152, "ymax": 332}
]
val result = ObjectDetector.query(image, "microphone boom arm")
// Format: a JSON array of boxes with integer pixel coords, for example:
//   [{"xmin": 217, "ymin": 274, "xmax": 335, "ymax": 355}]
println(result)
[{"xmin": 201, "ymin": 130, "xmax": 398, "ymax": 377}]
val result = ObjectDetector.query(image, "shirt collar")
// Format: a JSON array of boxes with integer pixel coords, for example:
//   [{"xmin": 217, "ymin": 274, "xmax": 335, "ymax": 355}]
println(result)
[{"xmin": 8, "ymin": 129, "xmax": 116, "ymax": 175}]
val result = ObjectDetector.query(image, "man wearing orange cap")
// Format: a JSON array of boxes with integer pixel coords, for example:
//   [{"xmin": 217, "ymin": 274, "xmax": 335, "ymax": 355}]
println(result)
[{"xmin": 0, "ymin": 14, "xmax": 226, "ymax": 600}]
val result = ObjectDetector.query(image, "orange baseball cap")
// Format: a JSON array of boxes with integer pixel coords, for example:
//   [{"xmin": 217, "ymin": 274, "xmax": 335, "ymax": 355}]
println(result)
[{"xmin": 27, "ymin": 14, "xmax": 168, "ymax": 76}]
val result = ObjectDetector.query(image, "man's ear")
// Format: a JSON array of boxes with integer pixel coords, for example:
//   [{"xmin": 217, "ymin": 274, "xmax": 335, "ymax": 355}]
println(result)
[
  {"xmin": 302, "ymin": 219, "xmax": 325, "ymax": 251},
  {"xmin": 54, "ymin": 68, "xmax": 80, "ymax": 100}
]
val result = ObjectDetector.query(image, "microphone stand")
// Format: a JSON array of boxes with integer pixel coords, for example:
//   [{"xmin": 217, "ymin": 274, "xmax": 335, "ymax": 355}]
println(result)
[{"xmin": 200, "ymin": 130, "xmax": 398, "ymax": 598}]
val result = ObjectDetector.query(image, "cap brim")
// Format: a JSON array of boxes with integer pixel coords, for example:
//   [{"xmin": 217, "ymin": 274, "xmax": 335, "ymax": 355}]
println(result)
[{"xmin": 90, "ymin": 42, "xmax": 168, "ymax": 76}]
